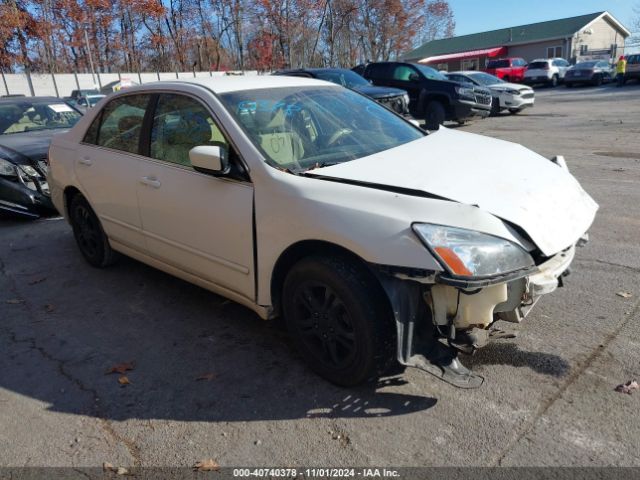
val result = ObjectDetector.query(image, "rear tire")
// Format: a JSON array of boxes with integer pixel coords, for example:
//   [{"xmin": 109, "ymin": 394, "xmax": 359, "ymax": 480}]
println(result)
[
  {"xmin": 69, "ymin": 194, "xmax": 117, "ymax": 268},
  {"xmin": 282, "ymin": 255, "xmax": 395, "ymax": 386},
  {"xmin": 424, "ymin": 100, "xmax": 446, "ymax": 130},
  {"xmin": 593, "ymin": 74, "xmax": 603, "ymax": 86}
]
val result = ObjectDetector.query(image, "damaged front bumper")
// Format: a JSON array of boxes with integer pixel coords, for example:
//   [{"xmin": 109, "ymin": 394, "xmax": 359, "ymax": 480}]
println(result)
[
  {"xmin": 377, "ymin": 240, "xmax": 584, "ymax": 389},
  {"xmin": 0, "ymin": 173, "xmax": 56, "ymax": 219}
]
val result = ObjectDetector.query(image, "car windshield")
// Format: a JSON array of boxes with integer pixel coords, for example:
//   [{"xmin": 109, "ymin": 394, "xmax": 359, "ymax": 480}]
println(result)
[
  {"xmin": 574, "ymin": 61, "xmax": 598, "ymax": 69},
  {"xmin": 467, "ymin": 72, "xmax": 504, "ymax": 85},
  {"xmin": 487, "ymin": 59, "xmax": 510, "ymax": 69},
  {"xmin": 314, "ymin": 70, "xmax": 370, "ymax": 88},
  {"xmin": 219, "ymin": 86, "xmax": 424, "ymax": 172},
  {"xmin": 413, "ymin": 64, "xmax": 448, "ymax": 80},
  {"xmin": 0, "ymin": 99, "xmax": 81, "ymax": 135},
  {"xmin": 528, "ymin": 61, "xmax": 549, "ymax": 69}
]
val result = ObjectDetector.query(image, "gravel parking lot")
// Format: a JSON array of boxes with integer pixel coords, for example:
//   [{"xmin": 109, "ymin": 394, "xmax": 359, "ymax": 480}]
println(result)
[{"xmin": 1, "ymin": 83, "xmax": 639, "ymax": 469}]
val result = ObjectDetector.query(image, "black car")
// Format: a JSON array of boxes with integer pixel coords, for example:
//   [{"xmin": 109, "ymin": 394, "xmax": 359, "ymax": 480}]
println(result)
[
  {"xmin": 564, "ymin": 61, "xmax": 614, "ymax": 87},
  {"xmin": 273, "ymin": 68, "xmax": 410, "ymax": 116},
  {"xmin": 0, "ymin": 96, "xmax": 82, "ymax": 218},
  {"xmin": 357, "ymin": 62, "xmax": 492, "ymax": 130}
]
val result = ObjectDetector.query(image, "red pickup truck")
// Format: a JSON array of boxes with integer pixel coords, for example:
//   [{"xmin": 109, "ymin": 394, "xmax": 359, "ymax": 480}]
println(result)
[{"xmin": 485, "ymin": 58, "xmax": 527, "ymax": 82}]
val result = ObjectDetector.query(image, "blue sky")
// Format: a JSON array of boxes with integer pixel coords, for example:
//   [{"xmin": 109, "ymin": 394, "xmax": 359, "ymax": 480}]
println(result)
[{"xmin": 449, "ymin": 0, "xmax": 637, "ymax": 36}]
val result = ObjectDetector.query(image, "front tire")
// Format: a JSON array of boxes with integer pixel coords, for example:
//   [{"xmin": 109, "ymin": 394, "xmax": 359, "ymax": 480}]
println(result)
[
  {"xmin": 490, "ymin": 97, "xmax": 501, "ymax": 116},
  {"xmin": 424, "ymin": 100, "xmax": 446, "ymax": 130},
  {"xmin": 282, "ymin": 255, "xmax": 395, "ymax": 386},
  {"xmin": 549, "ymin": 75, "xmax": 559, "ymax": 87},
  {"xmin": 69, "ymin": 194, "xmax": 117, "ymax": 268}
]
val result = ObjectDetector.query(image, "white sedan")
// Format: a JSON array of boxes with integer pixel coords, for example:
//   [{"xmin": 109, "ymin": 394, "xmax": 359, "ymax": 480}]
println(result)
[
  {"xmin": 48, "ymin": 76, "xmax": 597, "ymax": 388},
  {"xmin": 447, "ymin": 71, "xmax": 535, "ymax": 115}
]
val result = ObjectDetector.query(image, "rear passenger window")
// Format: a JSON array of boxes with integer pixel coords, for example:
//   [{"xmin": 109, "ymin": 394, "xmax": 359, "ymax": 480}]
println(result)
[
  {"xmin": 366, "ymin": 63, "xmax": 389, "ymax": 79},
  {"xmin": 150, "ymin": 94, "xmax": 228, "ymax": 167},
  {"xmin": 97, "ymin": 95, "xmax": 150, "ymax": 154},
  {"xmin": 82, "ymin": 111, "xmax": 102, "ymax": 144}
]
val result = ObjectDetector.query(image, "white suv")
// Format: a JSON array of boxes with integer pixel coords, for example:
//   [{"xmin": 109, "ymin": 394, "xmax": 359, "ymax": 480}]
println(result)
[
  {"xmin": 524, "ymin": 58, "xmax": 571, "ymax": 87},
  {"xmin": 47, "ymin": 76, "xmax": 597, "ymax": 388}
]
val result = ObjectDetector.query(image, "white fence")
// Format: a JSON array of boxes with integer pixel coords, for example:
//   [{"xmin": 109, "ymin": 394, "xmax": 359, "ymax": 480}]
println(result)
[{"xmin": 0, "ymin": 71, "xmax": 261, "ymax": 98}]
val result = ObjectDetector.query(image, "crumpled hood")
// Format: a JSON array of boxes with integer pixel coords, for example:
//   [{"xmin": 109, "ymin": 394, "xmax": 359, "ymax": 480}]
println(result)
[
  {"xmin": 0, "ymin": 129, "xmax": 67, "ymax": 163},
  {"xmin": 309, "ymin": 127, "xmax": 598, "ymax": 256}
]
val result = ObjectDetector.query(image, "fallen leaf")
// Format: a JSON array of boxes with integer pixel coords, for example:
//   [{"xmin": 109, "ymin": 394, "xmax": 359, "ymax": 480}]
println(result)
[
  {"xmin": 5, "ymin": 299, "xmax": 24, "ymax": 304},
  {"xmin": 106, "ymin": 362, "xmax": 135, "ymax": 375},
  {"xmin": 616, "ymin": 291, "xmax": 633, "ymax": 298},
  {"xmin": 28, "ymin": 277, "xmax": 46, "ymax": 285},
  {"xmin": 44, "ymin": 304, "xmax": 55, "ymax": 313},
  {"xmin": 103, "ymin": 462, "xmax": 114, "ymax": 472},
  {"xmin": 193, "ymin": 459, "xmax": 220, "ymax": 471},
  {"xmin": 118, "ymin": 376, "xmax": 131, "ymax": 385},
  {"xmin": 116, "ymin": 467, "xmax": 129, "ymax": 475},
  {"xmin": 615, "ymin": 380, "xmax": 639, "ymax": 395},
  {"xmin": 196, "ymin": 373, "xmax": 217, "ymax": 381}
]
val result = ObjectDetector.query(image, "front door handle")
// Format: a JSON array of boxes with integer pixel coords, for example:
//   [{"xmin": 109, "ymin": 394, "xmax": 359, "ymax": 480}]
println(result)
[
  {"xmin": 78, "ymin": 156, "xmax": 92, "ymax": 166},
  {"xmin": 140, "ymin": 176, "xmax": 161, "ymax": 189}
]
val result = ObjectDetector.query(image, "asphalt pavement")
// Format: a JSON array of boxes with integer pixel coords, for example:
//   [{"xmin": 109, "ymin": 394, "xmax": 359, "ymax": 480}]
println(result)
[{"xmin": 1, "ymin": 82, "xmax": 639, "ymax": 469}]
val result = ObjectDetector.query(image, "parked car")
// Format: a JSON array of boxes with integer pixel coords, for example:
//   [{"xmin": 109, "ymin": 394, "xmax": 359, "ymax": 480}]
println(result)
[
  {"xmin": 523, "ymin": 58, "xmax": 571, "ymax": 87},
  {"xmin": 48, "ymin": 77, "xmax": 597, "ymax": 388},
  {"xmin": 69, "ymin": 88, "xmax": 99, "ymax": 100},
  {"xmin": 273, "ymin": 68, "xmax": 410, "ymax": 116},
  {"xmin": 100, "ymin": 79, "xmax": 138, "ymax": 95},
  {"xmin": 445, "ymin": 71, "xmax": 535, "ymax": 115},
  {"xmin": 69, "ymin": 94, "xmax": 107, "ymax": 113},
  {"xmin": 358, "ymin": 62, "xmax": 492, "ymax": 129},
  {"xmin": 484, "ymin": 57, "xmax": 527, "ymax": 82},
  {"xmin": 0, "ymin": 96, "xmax": 82, "ymax": 218},
  {"xmin": 564, "ymin": 61, "xmax": 614, "ymax": 87},
  {"xmin": 622, "ymin": 54, "xmax": 640, "ymax": 84}
]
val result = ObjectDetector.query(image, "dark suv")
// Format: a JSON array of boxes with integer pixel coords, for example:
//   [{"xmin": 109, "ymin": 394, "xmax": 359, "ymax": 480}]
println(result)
[
  {"xmin": 623, "ymin": 54, "xmax": 640, "ymax": 83},
  {"xmin": 273, "ymin": 68, "xmax": 410, "ymax": 116},
  {"xmin": 358, "ymin": 62, "xmax": 492, "ymax": 129}
]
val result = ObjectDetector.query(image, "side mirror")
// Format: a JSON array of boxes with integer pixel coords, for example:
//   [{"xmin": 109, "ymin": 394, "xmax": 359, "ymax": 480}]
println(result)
[
  {"xmin": 189, "ymin": 145, "xmax": 229, "ymax": 176},
  {"xmin": 408, "ymin": 73, "xmax": 420, "ymax": 82}
]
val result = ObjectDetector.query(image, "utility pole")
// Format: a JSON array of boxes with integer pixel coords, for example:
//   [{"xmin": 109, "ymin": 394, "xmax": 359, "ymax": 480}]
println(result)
[{"xmin": 84, "ymin": 24, "xmax": 97, "ymax": 87}]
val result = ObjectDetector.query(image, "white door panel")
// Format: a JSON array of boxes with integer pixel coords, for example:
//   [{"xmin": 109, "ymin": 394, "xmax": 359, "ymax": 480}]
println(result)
[
  {"xmin": 74, "ymin": 145, "xmax": 145, "ymax": 249},
  {"xmin": 137, "ymin": 160, "xmax": 255, "ymax": 299}
]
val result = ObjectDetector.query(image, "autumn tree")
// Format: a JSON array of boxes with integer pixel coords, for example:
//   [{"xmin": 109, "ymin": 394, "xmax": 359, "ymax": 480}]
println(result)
[{"xmin": 0, "ymin": 0, "xmax": 455, "ymax": 73}]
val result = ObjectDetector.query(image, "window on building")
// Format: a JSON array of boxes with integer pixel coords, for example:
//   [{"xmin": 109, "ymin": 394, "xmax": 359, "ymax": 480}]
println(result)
[
  {"xmin": 461, "ymin": 57, "xmax": 479, "ymax": 71},
  {"xmin": 547, "ymin": 46, "xmax": 563, "ymax": 58}
]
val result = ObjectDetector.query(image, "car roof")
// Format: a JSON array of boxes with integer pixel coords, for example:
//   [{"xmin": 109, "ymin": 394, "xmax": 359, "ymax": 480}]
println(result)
[
  {"xmin": 447, "ymin": 71, "xmax": 486, "ymax": 75},
  {"xmin": 119, "ymin": 75, "xmax": 335, "ymax": 94},
  {"xmin": 0, "ymin": 96, "xmax": 67, "ymax": 104}
]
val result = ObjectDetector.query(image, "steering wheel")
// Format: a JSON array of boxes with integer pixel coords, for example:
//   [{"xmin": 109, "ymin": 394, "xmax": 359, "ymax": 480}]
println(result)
[{"xmin": 327, "ymin": 128, "xmax": 352, "ymax": 147}]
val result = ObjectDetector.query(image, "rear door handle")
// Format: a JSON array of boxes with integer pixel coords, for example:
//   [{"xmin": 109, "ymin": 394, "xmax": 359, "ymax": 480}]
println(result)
[
  {"xmin": 78, "ymin": 156, "xmax": 92, "ymax": 166},
  {"xmin": 140, "ymin": 176, "xmax": 161, "ymax": 189}
]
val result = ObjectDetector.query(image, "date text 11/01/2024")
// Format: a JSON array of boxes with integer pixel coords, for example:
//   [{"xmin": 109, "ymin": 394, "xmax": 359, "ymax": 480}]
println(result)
[{"xmin": 232, "ymin": 468, "xmax": 400, "ymax": 478}]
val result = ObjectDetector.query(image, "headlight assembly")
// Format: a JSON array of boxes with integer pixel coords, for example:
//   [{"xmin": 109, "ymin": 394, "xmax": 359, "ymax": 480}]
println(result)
[
  {"xmin": 455, "ymin": 86, "xmax": 476, "ymax": 99},
  {"xmin": 0, "ymin": 158, "xmax": 18, "ymax": 177},
  {"xmin": 413, "ymin": 223, "xmax": 535, "ymax": 278}
]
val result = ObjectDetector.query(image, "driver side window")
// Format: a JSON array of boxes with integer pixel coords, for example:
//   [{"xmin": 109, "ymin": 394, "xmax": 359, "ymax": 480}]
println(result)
[
  {"xmin": 150, "ymin": 94, "xmax": 229, "ymax": 167},
  {"xmin": 392, "ymin": 65, "xmax": 417, "ymax": 81}
]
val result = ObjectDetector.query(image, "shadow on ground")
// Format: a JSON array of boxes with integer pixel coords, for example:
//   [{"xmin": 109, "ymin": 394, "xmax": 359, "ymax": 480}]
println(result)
[
  {"xmin": 0, "ymin": 219, "xmax": 437, "ymax": 423},
  {"xmin": 466, "ymin": 342, "xmax": 570, "ymax": 378}
]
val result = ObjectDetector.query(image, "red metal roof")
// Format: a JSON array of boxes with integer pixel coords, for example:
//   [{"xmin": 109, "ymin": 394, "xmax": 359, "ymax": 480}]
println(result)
[{"xmin": 419, "ymin": 47, "xmax": 508, "ymax": 64}]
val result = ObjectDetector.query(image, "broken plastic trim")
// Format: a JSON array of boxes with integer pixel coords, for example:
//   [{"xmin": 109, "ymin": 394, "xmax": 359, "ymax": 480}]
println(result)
[{"xmin": 376, "ymin": 272, "xmax": 484, "ymax": 389}]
